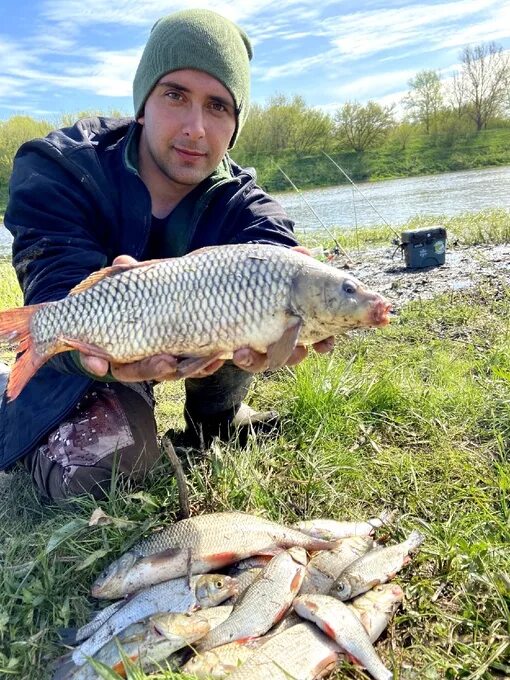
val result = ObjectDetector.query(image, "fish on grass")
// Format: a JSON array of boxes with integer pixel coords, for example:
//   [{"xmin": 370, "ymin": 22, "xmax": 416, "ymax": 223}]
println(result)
[
  {"xmin": 197, "ymin": 550, "xmax": 306, "ymax": 652},
  {"xmin": 72, "ymin": 574, "xmax": 236, "ymax": 666},
  {"xmin": 293, "ymin": 593, "xmax": 393, "ymax": 680},
  {"xmin": 330, "ymin": 530, "xmax": 425, "ymax": 600},
  {"xmin": 55, "ymin": 610, "xmax": 212, "ymax": 680},
  {"xmin": 91, "ymin": 511, "xmax": 342, "ymax": 600},
  {"xmin": 0, "ymin": 244, "xmax": 391, "ymax": 400},
  {"xmin": 184, "ymin": 583, "xmax": 404, "ymax": 679}
]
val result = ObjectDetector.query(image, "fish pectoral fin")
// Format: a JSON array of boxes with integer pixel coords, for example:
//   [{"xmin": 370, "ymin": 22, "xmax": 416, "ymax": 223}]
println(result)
[
  {"xmin": 142, "ymin": 547, "xmax": 188, "ymax": 565},
  {"xmin": 266, "ymin": 318, "xmax": 303, "ymax": 370},
  {"xmin": 175, "ymin": 352, "xmax": 226, "ymax": 378},
  {"xmin": 60, "ymin": 338, "xmax": 114, "ymax": 360}
]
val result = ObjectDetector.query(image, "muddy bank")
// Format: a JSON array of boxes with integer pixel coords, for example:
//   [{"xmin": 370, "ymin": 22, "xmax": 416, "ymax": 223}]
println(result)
[{"xmin": 335, "ymin": 242, "xmax": 510, "ymax": 310}]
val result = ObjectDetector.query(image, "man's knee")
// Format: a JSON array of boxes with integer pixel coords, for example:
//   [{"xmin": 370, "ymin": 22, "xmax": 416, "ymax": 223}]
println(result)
[{"xmin": 23, "ymin": 382, "xmax": 160, "ymax": 503}]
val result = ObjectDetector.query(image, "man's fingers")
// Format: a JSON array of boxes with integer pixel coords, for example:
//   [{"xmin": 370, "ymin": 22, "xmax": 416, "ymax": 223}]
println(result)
[
  {"xmin": 188, "ymin": 359, "xmax": 226, "ymax": 378},
  {"xmin": 110, "ymin": 355, "xmax": 178, "ymax": 382},
  {"xmin": 313, "ymin": 336, "xmax": 335, "ymax": 354},
  {"xmin": 292, "ymin": 245, "xmax": 312, "ymax": 257},
  {"xmin": 285, "ymin": 345, "xmax": 308, "ymax": 366},
  {"xmin": 80, "ymin": 354, "xmax": 110, "ymax": 376},
  {"xmin": 233, "ymin": 348, "xmax": 269, "ymax": 373},
  {"xmin": 112, "ymin": 254, "xmax": 138, "ymax": 266}
]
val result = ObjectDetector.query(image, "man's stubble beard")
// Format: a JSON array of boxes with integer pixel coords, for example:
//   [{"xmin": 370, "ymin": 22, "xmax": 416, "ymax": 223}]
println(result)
[{"xmin": 152, "ymin": 144, "xmax": 209, "ymax": 188}]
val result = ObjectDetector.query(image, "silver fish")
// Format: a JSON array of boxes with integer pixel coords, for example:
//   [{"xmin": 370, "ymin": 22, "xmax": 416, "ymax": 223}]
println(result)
[
  {"xmin": 300, "ymin": 535, "xmax": 377, "ymax": 594},
  {"xmin": 348, "ymin": 583, "xmax": 404, "ymax": 642},
  {"xmin": 92, "ymin": 512, "xmax": 339, "ymax": 600},
  {"xmin": 225, "ymin": 622, "xmax": 340, "ymax": 680},
  {"xmin": 330, "ymin": 530, "xmax": 425, "ymax": 600},
  {"xmin": 198, "ymin": 551, "xmax": 305, "ymax": 652},
  {"xmin": 294, "ymin": 510, "xmax": 396, "ymax": 541},
  {"xmin": 59, "ymin": 611, "xmax": 211, "ymax": 680},
  {"xmin": 293, "ymin": 594, "xmax": 392, "ymax": 680},
  {"xmin": 72, "ymin": 573, "xmax": 237, "ymax": 666}
]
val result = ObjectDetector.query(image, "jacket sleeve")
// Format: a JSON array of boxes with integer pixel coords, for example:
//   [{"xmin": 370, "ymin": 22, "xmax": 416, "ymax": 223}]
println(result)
[
  {"xmin": 5, "ymin": 138, "xmax": 109, "ymax": 377},
  {"xmin": 226, "ymin": 183, "xmax": 299, "ymax": 248}
]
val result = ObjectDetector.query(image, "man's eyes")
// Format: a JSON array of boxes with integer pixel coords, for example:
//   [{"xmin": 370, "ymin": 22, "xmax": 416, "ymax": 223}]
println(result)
[
  {"xmin": 209, "ymin": 101, "xmax": 227, "ymax": 113},
  {"xmin": 165, "ymin": 90, "xmax": 184, "ymax": 101}
]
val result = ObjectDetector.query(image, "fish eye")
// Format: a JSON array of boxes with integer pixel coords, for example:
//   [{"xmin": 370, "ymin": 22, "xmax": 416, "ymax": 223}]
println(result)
[
  {"xmin": 342, "ymin": 280, "xmax": 357, "ymax": 295},
  {"xmin": 215, "ymin": 579, "xmax": 224, "ymax": 588}
]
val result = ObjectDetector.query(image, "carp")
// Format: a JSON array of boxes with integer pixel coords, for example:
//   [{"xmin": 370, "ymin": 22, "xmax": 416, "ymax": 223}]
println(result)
[{"xmin": 0, "ymin": 244, "xmax": 391, "ymax": 400}]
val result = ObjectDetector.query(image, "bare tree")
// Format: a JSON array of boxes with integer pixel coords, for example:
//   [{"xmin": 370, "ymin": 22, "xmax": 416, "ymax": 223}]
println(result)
[
  {"xmin": 447, "ymin": 72, "xmax": 469, "ymax": 119},
  {"xmin": 334, "ymin": 101, "xmax": 395, "ymax": 152},
  {"xmin": 404, "ymin": 70, "xmax": 443, "ymax": 133},
  {"xmin": 459, "ymin": 42, "xmax": 510, "ymax": 130}
]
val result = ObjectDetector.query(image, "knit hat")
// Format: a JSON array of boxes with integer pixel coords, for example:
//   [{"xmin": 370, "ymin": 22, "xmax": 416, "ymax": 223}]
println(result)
[{"xmin": 133, "ymin": 9, "xmax": 253, "ymax": 148}]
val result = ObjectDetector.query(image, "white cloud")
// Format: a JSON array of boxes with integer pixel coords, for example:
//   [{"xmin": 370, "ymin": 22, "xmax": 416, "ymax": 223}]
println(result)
[{"xmin": 323, "ymin": 0, "xmax": 506, "ymax": 59}]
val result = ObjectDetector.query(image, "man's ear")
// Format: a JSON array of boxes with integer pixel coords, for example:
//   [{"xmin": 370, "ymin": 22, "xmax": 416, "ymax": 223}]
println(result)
[{"xmin": 136, "ymin": 113, "xmax": 145, "ymax": 124}]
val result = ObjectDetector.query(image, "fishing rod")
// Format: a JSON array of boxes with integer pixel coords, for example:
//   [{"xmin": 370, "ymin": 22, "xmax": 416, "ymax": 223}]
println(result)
[
  {"xmin": 271, "ymin": 159, "xmax": 349, "ymax": 260},
  {"xmin": 321, "ymin": 151, "xmax": 401, "ymax": 239}
]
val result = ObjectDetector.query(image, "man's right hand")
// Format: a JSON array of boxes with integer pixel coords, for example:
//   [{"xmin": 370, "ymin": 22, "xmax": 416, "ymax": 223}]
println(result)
[{"xmin": 79, "ymin": 353, "xmax": 226, "ymax": 382}]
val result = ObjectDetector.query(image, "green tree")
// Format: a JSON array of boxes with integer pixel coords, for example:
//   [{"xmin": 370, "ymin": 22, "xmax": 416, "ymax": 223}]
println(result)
[
  {"xmin": 334, "ymin": 100, "xmax": 395, "ymax": 152},
  {"xmin": 236, "ymin": 95, "xmax": 334, "ymax": 156},
  {"xmin": 390, "ymin": 121, "xmax": 416, "ymax": 151},
  {"xmin": 404, "ymin": 70, "xmax": 443, "ymax": 134},
  {"xmin": 0, "ymin": 116, "xmax": 53, "ymax": 202}
]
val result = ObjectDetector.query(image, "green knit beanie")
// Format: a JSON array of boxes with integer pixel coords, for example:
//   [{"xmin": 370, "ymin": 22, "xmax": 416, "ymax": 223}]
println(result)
[{"xmin": 133, "ymin": 9, "xmax": 253, "ymax": 148}]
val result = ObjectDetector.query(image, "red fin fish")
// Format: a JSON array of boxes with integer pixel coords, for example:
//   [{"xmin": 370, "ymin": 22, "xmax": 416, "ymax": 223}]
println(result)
[{"xmin": 0, "ymin": 304, "xmax": 48, "ymax": 400}]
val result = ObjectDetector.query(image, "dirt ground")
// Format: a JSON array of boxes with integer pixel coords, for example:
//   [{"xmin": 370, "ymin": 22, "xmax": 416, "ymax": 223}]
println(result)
[{"xmin": 334, "ymin": 242, "xmax": 510, "ymax": 310}]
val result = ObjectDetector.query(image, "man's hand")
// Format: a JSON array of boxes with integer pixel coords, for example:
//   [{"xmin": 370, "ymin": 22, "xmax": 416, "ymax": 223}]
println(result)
[{"xmin": 78, "ymin": 246, "xmax": 335, "ymax": 381}]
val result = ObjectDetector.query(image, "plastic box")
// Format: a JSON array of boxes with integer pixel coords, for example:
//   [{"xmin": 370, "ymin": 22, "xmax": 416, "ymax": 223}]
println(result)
[{"xmin": 400, "ymin": 226, "xmax": 446, "ymax": 269}]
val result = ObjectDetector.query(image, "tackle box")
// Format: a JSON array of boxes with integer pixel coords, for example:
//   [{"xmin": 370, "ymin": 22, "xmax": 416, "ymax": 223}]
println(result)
[{"xmin": 400, "ymin": 226, "xmax": 446, "ymax": 269}]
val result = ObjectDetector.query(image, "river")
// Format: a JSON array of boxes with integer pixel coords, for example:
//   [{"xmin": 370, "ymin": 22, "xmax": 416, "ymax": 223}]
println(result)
[
  {"xmin": 1, "ymin": 166, "xmax": 509, "ymax": 255},
  {"xmin": 274, "ymin": 165, "xmax": 510, "ymax": 233}
]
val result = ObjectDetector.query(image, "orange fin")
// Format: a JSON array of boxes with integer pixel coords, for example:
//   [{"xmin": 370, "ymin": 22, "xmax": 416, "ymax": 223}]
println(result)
[
  {"xmin": 69, "ymin": 258, "xmax": 168, "ymax": 296},
  {"xmin": 266, "ymin": 318, "xmax": 303, "ymax": 370},
  {"xmin": 0, "ymin": 304, "xmax": 48, "ymax": 401}
]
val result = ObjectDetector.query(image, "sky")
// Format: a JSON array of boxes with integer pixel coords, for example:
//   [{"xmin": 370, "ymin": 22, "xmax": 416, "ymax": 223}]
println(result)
[{"xmin": 0, "ymin": 0, "xmax": 509, "ymax": 122}]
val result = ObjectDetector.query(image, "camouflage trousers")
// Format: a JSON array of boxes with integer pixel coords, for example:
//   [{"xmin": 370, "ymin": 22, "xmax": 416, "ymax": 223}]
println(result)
[{"xmin": 21, "ymin": 363, "xmax": 252, "ymax": 503}]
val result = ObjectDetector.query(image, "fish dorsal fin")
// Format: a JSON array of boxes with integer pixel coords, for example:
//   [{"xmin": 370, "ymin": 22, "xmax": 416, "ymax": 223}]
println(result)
[
  {"xmin": 68, "ymin": 259, "xmax": 168, "ymax": 295},
  {"xmin": 186, "ymin": 245, "xmax": 220, "ymax": 257}
]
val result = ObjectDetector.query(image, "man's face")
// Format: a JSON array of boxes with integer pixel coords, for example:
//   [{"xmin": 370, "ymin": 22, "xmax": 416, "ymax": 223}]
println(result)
[{"xmin": 138, "ymin": 69, "xmax": 237, "ymax": 190}]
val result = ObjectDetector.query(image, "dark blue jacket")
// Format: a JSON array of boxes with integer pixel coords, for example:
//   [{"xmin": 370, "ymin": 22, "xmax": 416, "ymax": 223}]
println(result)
[{"xmin": 0, "ymin": 117, "xmax": 297, "ymax": 470}]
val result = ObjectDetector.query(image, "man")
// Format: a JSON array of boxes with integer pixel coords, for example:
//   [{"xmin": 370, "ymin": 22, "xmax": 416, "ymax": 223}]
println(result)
[{"xmin": 0, "ymin": 9, "xmax": 333, "ymax": 502}]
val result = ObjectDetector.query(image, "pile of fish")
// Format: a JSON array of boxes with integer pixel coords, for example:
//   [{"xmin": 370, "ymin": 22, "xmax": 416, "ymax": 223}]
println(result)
[{"xmin": 54, "ymin": 511, "xmax": 424, "ymax": 680}]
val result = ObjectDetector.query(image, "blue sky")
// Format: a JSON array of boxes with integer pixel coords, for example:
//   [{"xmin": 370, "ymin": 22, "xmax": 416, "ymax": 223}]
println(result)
[{"xmin": 0, "ymin": 0, "xmax": 509, "ymax": 121}]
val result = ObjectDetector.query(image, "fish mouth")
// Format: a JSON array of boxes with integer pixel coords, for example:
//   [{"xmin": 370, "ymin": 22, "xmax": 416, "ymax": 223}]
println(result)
[{"xmin": 369, "ymin": 298, "xmax": 393, "ymax": 326}]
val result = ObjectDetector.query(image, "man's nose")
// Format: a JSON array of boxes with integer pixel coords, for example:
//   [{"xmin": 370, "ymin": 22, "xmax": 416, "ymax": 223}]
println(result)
[{"xmin": 182, "ymin": 105, "xmax": 205, "ymax": 139}]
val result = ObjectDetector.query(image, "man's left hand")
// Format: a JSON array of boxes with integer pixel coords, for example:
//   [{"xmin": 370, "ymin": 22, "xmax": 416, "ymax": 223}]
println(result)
[{"xmin": 232, "ymin": 245, "xmax": 335, "ymax": 373}]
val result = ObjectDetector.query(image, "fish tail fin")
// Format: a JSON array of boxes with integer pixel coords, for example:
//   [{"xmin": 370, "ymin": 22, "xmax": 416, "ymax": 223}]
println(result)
[{"xmin": 0, "ymin": 304, "xmax": 47, "ymax": 400}]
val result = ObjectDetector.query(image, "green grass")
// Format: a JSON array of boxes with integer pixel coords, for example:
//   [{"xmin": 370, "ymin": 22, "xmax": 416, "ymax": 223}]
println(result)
[
  {"xmin": 297, "ymin": 207, "xmax": 510, "ymax": 251},
  {"xmin": 0, "ymin": 215, "xmax": 509, "ymax": 678}
]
